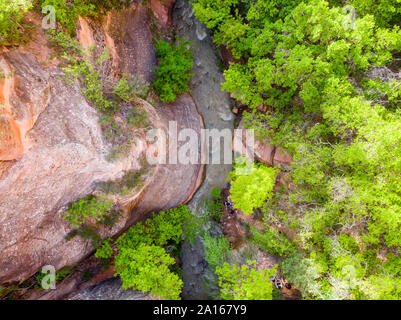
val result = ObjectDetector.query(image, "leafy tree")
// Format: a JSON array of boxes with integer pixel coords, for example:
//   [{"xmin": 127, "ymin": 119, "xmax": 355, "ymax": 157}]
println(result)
[
  {"xmin": 228, "ymin": 159, "xmax": 278, "ymax": 215},
  {"xmin": 114, "ymin": 206, "xmax": 192, "ymax": 299},
  {"xmin": 349, "ymin": 0, "xmax": 401, "ymax": 27},
  {"xmin": 114, "ymin": 243, "xmax": 183, "ymax": 299},
  {"xmin": 153, "ymin": 38, "xmax": 194, "ymax": 102},
  {"xmin": 216, "ymin": 261, "xmax": 277, "ymax": 300},
  {"xmin": 281, "ymin": 253, "xmax": 322, "ymax": 299}
]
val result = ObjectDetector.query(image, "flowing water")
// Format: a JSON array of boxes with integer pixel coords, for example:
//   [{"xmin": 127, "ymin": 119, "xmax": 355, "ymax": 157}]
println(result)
[{"xmin": 173, "ymin": 0, "xmax": 234, "ymax": 299}]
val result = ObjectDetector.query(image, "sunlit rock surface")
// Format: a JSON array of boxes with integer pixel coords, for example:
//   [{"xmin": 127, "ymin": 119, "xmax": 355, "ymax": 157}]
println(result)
[{"xmin": 0, "ymin": 2, "xmax": 204, "ymax": 285}]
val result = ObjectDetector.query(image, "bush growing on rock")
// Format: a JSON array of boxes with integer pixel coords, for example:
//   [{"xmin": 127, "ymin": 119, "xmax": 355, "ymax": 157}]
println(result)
[
  {"xmin": 153, "ymin": 38, "xmax": 194, "ymax": 103},
  {"xmin": 63, "ymin": 195, "xmax": 114, "ymax": 228},
  {"xmin": 250, "ymin": 226, "xmax": 297, "ymax": 256}
]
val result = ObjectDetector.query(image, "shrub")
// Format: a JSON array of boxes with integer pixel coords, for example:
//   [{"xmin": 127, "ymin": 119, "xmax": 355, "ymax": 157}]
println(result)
[
  {"xmin": 126, "ymin": 106, "xmax": 150, "ymax": 128},
  {"xmin": 95, "ymin": 238, "xmax": 113, "ymax": 259},
  {"xmin": 192, "ymin": 0, "xmax": 401, "ymax": 299},
  {"xmin": 114, "ymin": 243, "xmax": 183, "ymax": 299},
  {"xmin": 216, "ymin": 261, "xmax": 277, "ymax": 300},
  {"xmin": 65, "ymin": 225, "xmax": 103, "ymax": 248},
  {"xmin": 202, "ymin": 186, "xmax": 224, "ymax": 221},
  {"xmin": 228, "ymin": 160, "xmax": 278, "ymax": 215},
  {"xmin": 203, "ymin": 235, "xmax": 230, "ymax": 270},
  {"xmin": 0, "ymin": 0, "xmax": 33, "ymax": 46},
  {"xmin": 250, "ymin": 226, "xmax": 297, "ymax": 256},
  {"xmin": 63, "ymin": 195, "xmax": 114, "ymax": 228},
  {"xmin": 35, "ymin": 266, "xmax": 75, "ymax": 289},
  {"xmin": 281, "ymin": 253, "xmax": 322, "ymax": 299},
  {"xmin": 113, "ymin": 73, "xmax": 149, "ymax": 102},
  {"xmin": 153, "ymin": 38, "xmax": 194, "ymax": 102},
  {"xmin": 40, "ymin": 0, "xmax": 129, "ymax": 35}
]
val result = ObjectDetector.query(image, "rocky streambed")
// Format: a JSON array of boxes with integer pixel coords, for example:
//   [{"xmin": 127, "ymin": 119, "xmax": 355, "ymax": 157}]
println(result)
[{"xmin": 173, "ymin": 0, "xmax": 235, "ymax": 300}]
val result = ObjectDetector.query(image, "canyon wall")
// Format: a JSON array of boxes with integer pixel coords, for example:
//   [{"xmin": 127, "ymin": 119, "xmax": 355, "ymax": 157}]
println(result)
[{"xmin": 0, "ymin": 0, "xmax": 204, "ymax": 284}]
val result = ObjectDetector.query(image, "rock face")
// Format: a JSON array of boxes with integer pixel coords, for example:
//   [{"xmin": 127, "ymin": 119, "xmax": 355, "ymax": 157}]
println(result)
[
  {"xmin": 0, "ymin": 2, "xmax": 204, "ymax": 285},
  {"xmin": 150, "ymin": 0, "xmax": 176, "ymax": 28},
  {"xmin": 69, "ymin": 277, "xmax": 154, "ymax": 300}
]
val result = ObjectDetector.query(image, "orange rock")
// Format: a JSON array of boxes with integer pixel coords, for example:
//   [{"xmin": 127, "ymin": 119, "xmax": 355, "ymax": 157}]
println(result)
[
  {"xmin": 0, "ymin": 4, "xmax": 204, "ymax": 285},
  {"xmin": 0, "ymin": 111, "xmax": 24, "ymax": 160},
  {"xmin": 273, "ymin": 147, "xmax": 293, "ymax": 165},
  {"xmin": 149, "ymin": 0, "xmax": 176, "ymax": 28}
]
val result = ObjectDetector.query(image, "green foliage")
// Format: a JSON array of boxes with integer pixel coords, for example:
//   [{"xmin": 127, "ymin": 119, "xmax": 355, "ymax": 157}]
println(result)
[
  {"xmin": 48, "ymin": 31, "xmax": 115, "ymax": 113},
  {"xmin": 216, "ymin": 261, "xmax": 277, "ymax": 300},
  {"xmin": 202, "ymin": 186, "xmax": 223, "ymax": 221},
  {"xmin": 0, "ymin": 285, "xmax": 18, "ymax": 298},
  {"xmin": 0, "ymin": 0, "xmax": 33, "ymax": 46},
  {"xmin": 195, "ymin": 0, "xmax": 401, "ymax": 299},
  {"xmin": 250, "ymin": 226, "xmax": 297, "ymax": 256},
  {"xmin": 35, "ymin": 266, "xmax": 75, "ymax": 289},
  {"xmin": 115, "ymin": 243, "xmax": 182, "ymax": 299},
  {"xmin": 228, "ymin": 159, "xmax": 278, "ymax": 215},
  {"xmin": 81, "ymin": 270, "xmax": 91, "ymax": 281},
  {"xmin": 41, "ymin": 0, "xmax": 94, "ymax": 35},
  {"xmin": 40, "ymin": 0, "xmax": 129, "ymax": 35},
  {"xmin": 96, "ymin": 168, "xmax": 148, "ymax": 196},
  {"xmin": 153, "ymin": 38, "xmax": 194, "ymax": 102},
  {"xmin": 182, "ymin": 187, "xmax": 224, "ymax": 244},
  {"xmin": 145, "ymin": 206, "xmax": 192, "ymax": 247},
  {"xmin": 114, "ymin": 205, "xmax": 192, "ymax": 299},
  {"xmin": 95, "ymin": 238, "xmax": 113, "ymax": 259},
  {"xmin": 203, "ymin": 235, "xmax": 231, "ymax": 270},
  {"xmin": 349, "ymin": 0, "xmax": 401, "ymax": 27},
  {"xmin": 63, "ymin": 195, "xmax": 114, "ymax": 228},
  {"xmin": 281, "ymin": 253, "xmax": 322, "ymax": 299}
]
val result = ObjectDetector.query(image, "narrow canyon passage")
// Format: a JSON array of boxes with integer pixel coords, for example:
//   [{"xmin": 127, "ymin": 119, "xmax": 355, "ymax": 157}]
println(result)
[
  {"xmin": 69, "ymin": 0, "xmax": 235, "ymax": 299},
  {"xmin": 173, "ymin": 0, "xmax": 235, "ymax": 299}
]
